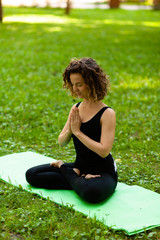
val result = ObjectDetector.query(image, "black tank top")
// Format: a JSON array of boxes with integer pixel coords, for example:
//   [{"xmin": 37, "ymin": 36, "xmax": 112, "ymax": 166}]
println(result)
[{"xmin": 72, "ymin": 102, "xmax": 117, "ymax": 175}]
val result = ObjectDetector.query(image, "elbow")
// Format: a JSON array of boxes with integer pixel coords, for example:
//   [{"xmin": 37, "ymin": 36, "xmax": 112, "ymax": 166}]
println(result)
[
  {"xmin": 99, "ymin": 152, "xmax": 109, "ymax": 158},
  {"xmin": 58, "ymin": 136, "xmax": 65, "ymax": 147},
  {"xmin": 58, "ymin": 141, "xmax": 64, "ymax": 147},
  {"xmin": 58, "ymin": 141, "xmax": 66, "ymax": 147},
  {"xmin": 58, "ymin": 136, "xmax": 68, "ymax": 147},
  {"xmin": 98, "ymin": 147, "xmax": 110, "ymax": 158}
]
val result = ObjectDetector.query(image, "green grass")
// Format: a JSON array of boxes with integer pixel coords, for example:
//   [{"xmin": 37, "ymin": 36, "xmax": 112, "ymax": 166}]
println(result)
[{"xmin": 0, "ymin": 6, "xmax": 160, "ymax": 239}]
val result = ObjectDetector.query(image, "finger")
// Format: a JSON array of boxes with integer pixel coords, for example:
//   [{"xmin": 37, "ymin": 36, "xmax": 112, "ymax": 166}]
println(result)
[
  {"xmin": 71, "ymin": 114, "xmax": 75, "ymax": 123},
  {"xmin": 75, "ymin": 107, "xmax": 78, "ymax": 112},
  {"xmin": 71, "ymin": 109, "xmax": 76, "ymax": 119},
  {"xmin": 70, "ymin": 111, "xmax": 74, "ymax": 120},
  {"xmin": 71, "ymin": 108, "xmax": 75, "ymax": 116},
  {"xmin": 75, "ymin": 107, "xmax": 79, "ymax": 115},
  {"xmin": 75, "ymin": 108, "xmax": 80, "ymax": 121},
  {"xmin": 74, "ymin": 109, "xmax": 78, "ymax": 120}
]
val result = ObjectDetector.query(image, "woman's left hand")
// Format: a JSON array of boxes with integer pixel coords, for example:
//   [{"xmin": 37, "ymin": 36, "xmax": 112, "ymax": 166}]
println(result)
[
  {"xmin": 81, "ymin": 174, "xmax": 101, "ymax": 179},
  {"xmin": 70, "ymin": 107, "xmax": 81, "ymax": 136}
]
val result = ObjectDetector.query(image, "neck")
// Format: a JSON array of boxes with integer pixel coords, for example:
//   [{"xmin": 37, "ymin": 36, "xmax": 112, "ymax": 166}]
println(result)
[{"xmin": 82, "ymin": 98, "xmax": 101, "ymax": 107}]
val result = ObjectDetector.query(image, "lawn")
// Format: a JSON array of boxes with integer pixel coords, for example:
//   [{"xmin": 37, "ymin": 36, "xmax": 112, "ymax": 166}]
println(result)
[{"xmin": 0, "ymin": 6, "xmax": 160, "ymax": 239}]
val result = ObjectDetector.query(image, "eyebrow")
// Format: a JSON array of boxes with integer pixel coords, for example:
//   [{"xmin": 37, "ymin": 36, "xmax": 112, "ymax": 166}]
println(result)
[{"xmin": 71, "ymin": 81, "xmax": 83, "ymax": 85}]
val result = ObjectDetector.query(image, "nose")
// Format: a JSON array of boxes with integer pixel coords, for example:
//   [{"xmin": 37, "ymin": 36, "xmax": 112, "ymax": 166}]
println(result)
[{"xmin": 73, "ymin": 85, "xmax": 78, "ymax": 92}]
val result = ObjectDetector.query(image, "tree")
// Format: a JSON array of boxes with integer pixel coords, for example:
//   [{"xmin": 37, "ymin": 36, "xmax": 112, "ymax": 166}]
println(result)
[
  {"xmin": 109, "ymin": 0, "xmax": 120, "ymax": 8},
  {"xmin": 153, "ymin": 0, "xmax": 160, "ymax": 9},
  {"xmin": 46, "ymin": 0, "xmax": 50, "ymax": 8},
  {"xmin": 0, "ymin": 0, "xmax": 2, "ymax": 23},
  {"xmin": 65, "ymin": 0, "xmax": 71, "ymax": 14}
]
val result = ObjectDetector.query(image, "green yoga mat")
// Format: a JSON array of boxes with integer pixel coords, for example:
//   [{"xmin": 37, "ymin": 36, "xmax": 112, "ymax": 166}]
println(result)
[{"xmin": 0, "ymin": 152, "xmax": 160, "ymax": 236}]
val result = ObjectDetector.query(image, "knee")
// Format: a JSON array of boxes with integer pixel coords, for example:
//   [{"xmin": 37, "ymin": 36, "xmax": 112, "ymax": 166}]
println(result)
[
  {"xmin": 82, "ymin": 186, "xmax": 105, "ymax": 204},
  {"xmin": 25, "ymin": 168, "xmax": 35, "ymax": 185}
]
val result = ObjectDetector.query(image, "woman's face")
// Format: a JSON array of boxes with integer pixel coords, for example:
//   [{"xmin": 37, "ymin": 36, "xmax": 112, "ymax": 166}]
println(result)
[{"xmin": 70, "ymin": 73, "xmax": 89, "ymax": 99}]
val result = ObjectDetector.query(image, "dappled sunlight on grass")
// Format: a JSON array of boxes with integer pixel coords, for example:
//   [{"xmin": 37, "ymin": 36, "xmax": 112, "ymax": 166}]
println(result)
[
  {"xmin": 46, "ymin": 26, "xmax": 62, "ymax": 32},
  {"xmin": 141, "ymin": 21, "xmax": 160, "ymax": 27},
  {"xmin": 103, "ymin": 19, "xmax": 135, "ymax": 25},
  {"xmin": 4, "ymin": 14, "xmax": 79, "ymax": 24},
  {"xmin": 100, "ymin": 19, "xmax": 160, "ymax": 28},
  {"xmin": 3, "ymin": 13, "xmax": 160, "ymax": 29},
  {"xmin": 117, "ymin": 78, "xmax": 158, "ymax": 90},
  {"xmin": 119, "ymin": 74, "xmax": 158, "ymax": 89}
]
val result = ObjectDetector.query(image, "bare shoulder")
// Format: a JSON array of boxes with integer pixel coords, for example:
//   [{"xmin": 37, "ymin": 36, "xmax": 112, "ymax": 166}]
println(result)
[{"xmin": 101, "ymin": 107, "xmax": 116, "ymax": 123}]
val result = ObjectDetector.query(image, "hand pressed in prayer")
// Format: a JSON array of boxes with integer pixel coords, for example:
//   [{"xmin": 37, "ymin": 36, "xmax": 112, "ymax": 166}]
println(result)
[{"xmin": 70, "ymin": 107, "xmax": 81, "ymax": 136}]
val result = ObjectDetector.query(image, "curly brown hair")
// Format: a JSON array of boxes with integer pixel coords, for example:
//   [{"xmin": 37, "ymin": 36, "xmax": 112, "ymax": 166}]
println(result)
[{"xmin": 62, "ymin": 58, "xmax": 110, "ymax": 102}]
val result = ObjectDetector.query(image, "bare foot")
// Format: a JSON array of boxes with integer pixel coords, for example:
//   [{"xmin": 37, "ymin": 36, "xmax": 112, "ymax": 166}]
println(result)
[
  {"xmin": 50, "ymin": 160, "xmax": 64, "ymax": 168},
  {"xmin": 85, "ymin": 174, "xmax": 101, "ymax": 179},
  {"xmin": 81, "ymin": 174, "xmax": 86, "ymax": 177},
  {"xmin": 73, "ymin": 168, "xmax": 80, "ymax": 176}
]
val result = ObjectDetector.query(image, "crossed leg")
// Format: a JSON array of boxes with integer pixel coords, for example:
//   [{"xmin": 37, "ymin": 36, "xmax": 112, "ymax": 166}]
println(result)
[
  {"xmin": 26, "ymin": 162, "xmax": 117, "ymax": 203},
  {"xmin": 59, "ymin": 164, "xmax": 117, "ymax": 203},
  {"xmin": 25, "ymin": 163, "xmax": 72, "ymax": 190}
]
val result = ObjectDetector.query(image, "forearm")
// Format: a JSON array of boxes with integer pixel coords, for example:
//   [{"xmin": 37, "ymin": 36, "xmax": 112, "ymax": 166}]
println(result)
[
  {"xmin": 75, "ymin": 131, "xmax": 110, "ymax": 158},
  {"xmin": 58, "ymin": 129, "xmax": 72, "ymax": 147}
]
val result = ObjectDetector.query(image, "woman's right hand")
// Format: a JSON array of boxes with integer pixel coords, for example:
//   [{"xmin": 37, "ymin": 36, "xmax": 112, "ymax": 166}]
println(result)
[{"xmin": 50, "ymin": 160, "xmax": 64, "ymax": 168}]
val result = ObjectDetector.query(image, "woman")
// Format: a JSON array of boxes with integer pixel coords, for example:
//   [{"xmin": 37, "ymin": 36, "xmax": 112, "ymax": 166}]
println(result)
[{"xmin": 26, "ymin": 58, "xmax": 118, "ymax": 203}]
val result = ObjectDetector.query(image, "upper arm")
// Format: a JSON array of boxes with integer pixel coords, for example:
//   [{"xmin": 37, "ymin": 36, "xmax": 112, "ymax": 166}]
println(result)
[{"xmin": 100, "ymin": 108, "xmax": 116, "ymax": 154}]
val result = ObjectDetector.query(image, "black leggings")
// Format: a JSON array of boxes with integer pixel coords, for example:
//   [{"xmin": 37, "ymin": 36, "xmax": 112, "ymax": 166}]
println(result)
[{"xmin": 26, "ymin": 163, "xmax": 117, "ymax": 203}]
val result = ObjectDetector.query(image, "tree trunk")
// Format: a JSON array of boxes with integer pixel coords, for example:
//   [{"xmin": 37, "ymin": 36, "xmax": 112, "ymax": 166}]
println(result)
[
  {"xmin": 109, "ymin": 0, "xmax": 120, "ymax": 8},
  {"xmin": 153, "ymin": 0, "xmax": 160, "ymax": 9},
  {"xmin": 0, "ymin": 0, "xmax": 2, "ymax": 23},
  {"xmin": 46, "ymin": 0, "xmax": 50, "ymax": 8},
  {"xmin": 65, "ymin": 0, "xmax": 71, "ymax": 14}
]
